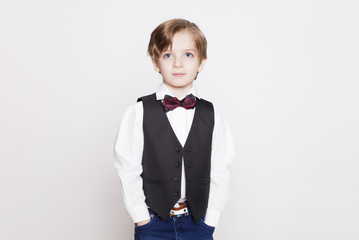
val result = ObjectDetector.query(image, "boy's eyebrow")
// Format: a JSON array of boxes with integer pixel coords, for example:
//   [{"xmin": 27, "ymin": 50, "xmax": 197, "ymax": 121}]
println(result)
[{"xmin": 164, "ymin": 48, "xmax": 197, "ymax": 52}]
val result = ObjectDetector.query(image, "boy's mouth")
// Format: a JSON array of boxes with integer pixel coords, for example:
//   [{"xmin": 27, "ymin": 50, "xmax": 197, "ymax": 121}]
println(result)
[{"xmin": 172, "ymin": 73, "xmax": 186, "ymax": 77}]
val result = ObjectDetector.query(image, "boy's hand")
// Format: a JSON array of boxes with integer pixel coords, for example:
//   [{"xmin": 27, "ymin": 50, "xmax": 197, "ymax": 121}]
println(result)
[{"xmin": 136, "ymin": 219, "xmax": 151, "ymax": 226}]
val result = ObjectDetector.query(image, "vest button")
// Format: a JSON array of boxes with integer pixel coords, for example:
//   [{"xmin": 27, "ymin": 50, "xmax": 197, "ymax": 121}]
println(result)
[
  {"xmin": 173, "ymin": 192, "xmax": 180, "ymax": 197},
  {"xmin": 174, "ymin": 177, "xmax": 180, "ymax": 182},
  {"xmin": 175, "ymin": 162, "xmax": 180, "ymax": 167}
]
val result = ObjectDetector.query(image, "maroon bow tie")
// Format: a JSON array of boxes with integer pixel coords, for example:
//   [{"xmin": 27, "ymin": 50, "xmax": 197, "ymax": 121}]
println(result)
[{"xmin": 161, "ymin": 94, "xmax": 197, "ymax": 112}]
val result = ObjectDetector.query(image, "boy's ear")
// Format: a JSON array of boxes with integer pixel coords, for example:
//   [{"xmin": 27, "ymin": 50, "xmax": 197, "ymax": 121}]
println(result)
[
  {"xmin": 151, "ymin": 57, "xmax": 160, "ymax": 73},
  {"xmin": 197, "ymin": 59, "xmax": 206, "ymax": 72}
]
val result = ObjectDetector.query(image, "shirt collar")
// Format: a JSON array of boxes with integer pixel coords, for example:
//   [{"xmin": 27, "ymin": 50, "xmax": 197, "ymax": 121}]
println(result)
[{"xmin": 155, "ymin": 82, "xmax": 201, "ymax": 101}]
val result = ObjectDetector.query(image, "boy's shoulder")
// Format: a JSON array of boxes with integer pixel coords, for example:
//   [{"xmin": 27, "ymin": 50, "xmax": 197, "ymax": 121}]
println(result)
[
  {"xmin": 136, "ymin": 93, "xmax": 156, "ymax": 103},
  {"xmin": 121, "ymin": 94, "xmax": 148, "ymax": 119}
]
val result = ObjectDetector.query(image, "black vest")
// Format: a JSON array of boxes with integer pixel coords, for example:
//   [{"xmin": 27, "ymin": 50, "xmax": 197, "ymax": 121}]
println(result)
[{"xmin": 137, "ymin": 93, "xmax": 214, "ymax": 223}]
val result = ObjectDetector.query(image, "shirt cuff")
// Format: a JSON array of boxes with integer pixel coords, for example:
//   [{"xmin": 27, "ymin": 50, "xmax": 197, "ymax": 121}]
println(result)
[
  {"xmin": 126, "ymin": 204, "xmax": 150, "ymax": 223},
  {"xmin": 204, "ymin": 209, "xmax": 221, "ymax": 227}
]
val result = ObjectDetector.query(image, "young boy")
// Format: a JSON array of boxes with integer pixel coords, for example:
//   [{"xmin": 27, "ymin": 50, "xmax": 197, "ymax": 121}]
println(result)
[{"xmin": 114, "ymin": 19, "xmax": 235, "ymax": 240}]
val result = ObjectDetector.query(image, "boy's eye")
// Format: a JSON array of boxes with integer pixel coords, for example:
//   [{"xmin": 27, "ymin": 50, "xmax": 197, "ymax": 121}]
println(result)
[
  {"xmin": 164, "ymin": 53, "xmax": 172, "ymax": 58},
  {"xmin": 185, "ymin": 53, "xmax": 194, "ymax": 57}
]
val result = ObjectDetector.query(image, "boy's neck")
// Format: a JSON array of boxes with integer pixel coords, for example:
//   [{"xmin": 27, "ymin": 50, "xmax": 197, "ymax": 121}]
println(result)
[{"xmin": 164, "ymin": 82, "xmax": 193, "ymax": 99}]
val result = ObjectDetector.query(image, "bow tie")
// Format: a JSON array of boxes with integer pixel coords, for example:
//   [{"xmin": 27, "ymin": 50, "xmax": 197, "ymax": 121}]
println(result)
[{"xmin": 161, "ymin": 94, "xmax": 197, "ymax": 112}]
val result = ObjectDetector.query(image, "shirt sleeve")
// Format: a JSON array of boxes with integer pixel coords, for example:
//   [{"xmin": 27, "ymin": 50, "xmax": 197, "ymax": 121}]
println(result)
[
  {"xmin": 204, "ymin": 106, "xmax": 236, "ymax": 227},
  {"xmin": 113, "ymin": 101, "xmax": 150, "ymax": 223}
]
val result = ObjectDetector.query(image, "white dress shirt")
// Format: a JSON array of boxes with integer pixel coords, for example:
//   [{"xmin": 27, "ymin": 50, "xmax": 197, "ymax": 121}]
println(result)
[{"xmin": 114, "ymin": 82, "xmax": 235, "ymax": 227}]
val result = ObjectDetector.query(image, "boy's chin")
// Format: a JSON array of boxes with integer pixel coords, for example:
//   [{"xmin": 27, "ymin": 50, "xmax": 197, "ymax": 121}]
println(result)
[{"xmin": 163, "ymin": 81, "xmax": 194, "ymax": 89}]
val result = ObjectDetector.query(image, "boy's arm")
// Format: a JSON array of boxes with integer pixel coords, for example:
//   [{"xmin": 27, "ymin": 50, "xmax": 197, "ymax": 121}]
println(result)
[
  {"xmin": 113, "ymin": 102, "xmax": 150, "ymax": 224},
  {"xmin": 204, "ymin": 107, "xmax": 235, "ymax": 227}
]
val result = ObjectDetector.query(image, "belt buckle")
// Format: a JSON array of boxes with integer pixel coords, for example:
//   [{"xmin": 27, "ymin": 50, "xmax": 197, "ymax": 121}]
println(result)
[{"xmin": 169, "ymin": 202, "xmax": 189, "ymax": 217}]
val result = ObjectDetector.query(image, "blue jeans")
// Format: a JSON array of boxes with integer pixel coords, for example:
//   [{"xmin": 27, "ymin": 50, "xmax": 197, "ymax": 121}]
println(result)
[{"xmin": 134, "ymin": 208, "xmax": 215, "ymax": 240}]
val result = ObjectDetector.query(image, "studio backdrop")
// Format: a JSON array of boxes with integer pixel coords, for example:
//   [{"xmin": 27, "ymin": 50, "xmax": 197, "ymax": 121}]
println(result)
[{"xmin": 0, "ymin": 0, "xmax": 358, "ymax": 239}]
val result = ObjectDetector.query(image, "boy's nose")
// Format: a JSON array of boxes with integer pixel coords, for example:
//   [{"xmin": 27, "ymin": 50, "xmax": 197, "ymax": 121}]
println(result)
[{"xmin": 173, "ymin": 57, "xmax": 183, "ymax": 68}]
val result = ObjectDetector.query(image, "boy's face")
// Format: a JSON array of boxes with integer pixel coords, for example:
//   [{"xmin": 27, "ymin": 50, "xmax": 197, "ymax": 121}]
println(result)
[{"xmin": 152, "ymin": 31, "xmax": 205, "ymax": 95}]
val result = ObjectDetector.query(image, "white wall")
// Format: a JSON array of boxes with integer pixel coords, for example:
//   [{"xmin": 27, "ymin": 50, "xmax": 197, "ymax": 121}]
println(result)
[{"xmin": 1, "ymin": 0, "xmax": 358, "ymax": 239}]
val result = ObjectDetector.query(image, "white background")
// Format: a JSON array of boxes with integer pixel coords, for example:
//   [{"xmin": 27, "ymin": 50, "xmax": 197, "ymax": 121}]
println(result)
[{"xmin": 1, "ymin": 0, "xmax": 358, "ymax": 239}]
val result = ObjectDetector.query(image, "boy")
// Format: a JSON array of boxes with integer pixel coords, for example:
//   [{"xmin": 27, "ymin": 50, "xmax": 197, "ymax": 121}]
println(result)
[{"xmin": 114, "ymin": 19, "xmax": 235, "ymax": 240}]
